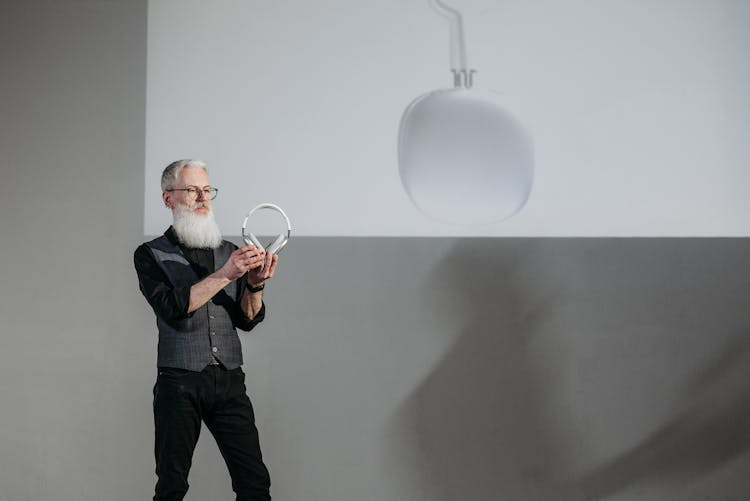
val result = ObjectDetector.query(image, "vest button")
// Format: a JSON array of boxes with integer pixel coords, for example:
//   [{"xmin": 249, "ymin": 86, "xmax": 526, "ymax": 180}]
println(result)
[{"xmin": 212, "ymin": 347, "xmax": 218, "ymax": 353}]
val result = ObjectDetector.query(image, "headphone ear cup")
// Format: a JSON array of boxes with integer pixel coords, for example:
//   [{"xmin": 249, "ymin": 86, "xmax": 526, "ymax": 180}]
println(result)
[
  {"xmin": 249, "ymin": 233, "xmax": 264, "ymax": 249},
  {"xmin": 266, "ymin": 234, "xmax": 286, "ymax": 255},
  {"xmin": 273, "ymin": 237, "xmax": 289, "ymax": 254}
]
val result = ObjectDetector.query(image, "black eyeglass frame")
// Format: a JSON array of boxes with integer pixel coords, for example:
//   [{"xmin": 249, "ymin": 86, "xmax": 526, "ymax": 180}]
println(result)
[{"xmin": 165, "ymin": 186, "xmax": 219, "ymax": 200}]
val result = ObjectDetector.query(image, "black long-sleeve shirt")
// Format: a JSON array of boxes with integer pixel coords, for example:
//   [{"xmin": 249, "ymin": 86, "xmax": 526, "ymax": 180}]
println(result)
[{"xmin": 134, "ymin": 227, "xmax": 264, "ymax": 331}]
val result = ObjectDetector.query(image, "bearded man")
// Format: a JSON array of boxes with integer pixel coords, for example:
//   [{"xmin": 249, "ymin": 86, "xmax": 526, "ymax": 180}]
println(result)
[{"xmin": 134, "ymin": 159, "xmax": 277, "ymax": 501}]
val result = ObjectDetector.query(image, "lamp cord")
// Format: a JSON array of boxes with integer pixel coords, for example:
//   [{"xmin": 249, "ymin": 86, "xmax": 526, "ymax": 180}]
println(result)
[{"xmin": 428, "ymin": 0, "xmax": 475, "ymax": 88}]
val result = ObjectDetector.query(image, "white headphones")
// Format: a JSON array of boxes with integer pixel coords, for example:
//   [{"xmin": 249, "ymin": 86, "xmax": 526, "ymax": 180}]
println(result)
[{"xmin": 242, "ymin": 203, "xmax": 292, "ymax": 255}]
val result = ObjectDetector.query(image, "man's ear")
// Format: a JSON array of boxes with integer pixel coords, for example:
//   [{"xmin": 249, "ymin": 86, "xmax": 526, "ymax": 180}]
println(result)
[{"xmin": 162, "ymin": 191, "xmax": 172, "ymax": 209}]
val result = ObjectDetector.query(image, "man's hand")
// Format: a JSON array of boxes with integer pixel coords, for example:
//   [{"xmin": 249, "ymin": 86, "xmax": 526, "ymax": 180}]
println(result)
[
  {"xmin": 241, "ymin": 251, "xmax": 278, "ymax": 320},
  {"xmin": 247, "ymin": 252, "xmax": 279, "ymax": 287},
  {"xmin": 219, "ymin": 245, "xmax": 266, "ymax": 281}
]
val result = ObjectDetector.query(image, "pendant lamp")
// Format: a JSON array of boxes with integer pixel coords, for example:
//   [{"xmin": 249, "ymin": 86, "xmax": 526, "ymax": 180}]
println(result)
[{"xmin": 398, "ymin": 0, "xmax": 534, "ymax": 224}]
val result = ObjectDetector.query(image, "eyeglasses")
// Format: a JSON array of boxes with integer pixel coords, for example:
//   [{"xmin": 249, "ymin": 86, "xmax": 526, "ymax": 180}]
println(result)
[{"xmin": 166, "ymin": 186, "xmax": 219, "ymax": 200}]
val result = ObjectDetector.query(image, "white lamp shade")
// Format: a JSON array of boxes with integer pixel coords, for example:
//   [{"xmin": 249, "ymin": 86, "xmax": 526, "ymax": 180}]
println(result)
[{"xmin": 398, "ymin": 88, "xmax": 534, "ymax": 224}]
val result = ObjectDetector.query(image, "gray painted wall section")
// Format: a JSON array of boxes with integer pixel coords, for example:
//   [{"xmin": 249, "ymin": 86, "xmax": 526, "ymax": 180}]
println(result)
[{"xmin": 2, "ymin": 1, "xmax": 749, "ymax": 500}]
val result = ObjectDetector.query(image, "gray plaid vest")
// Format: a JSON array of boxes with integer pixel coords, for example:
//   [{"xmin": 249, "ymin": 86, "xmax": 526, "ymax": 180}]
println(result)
[{"xmin": 145, "ymin": 235, "xmax": 244, "ymax": 371}]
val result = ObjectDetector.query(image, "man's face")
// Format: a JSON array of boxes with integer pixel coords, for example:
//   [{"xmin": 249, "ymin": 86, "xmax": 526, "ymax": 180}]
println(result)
[{"xmin": 163, "ymin": 166, "xmax": 212, "ymax": 215}]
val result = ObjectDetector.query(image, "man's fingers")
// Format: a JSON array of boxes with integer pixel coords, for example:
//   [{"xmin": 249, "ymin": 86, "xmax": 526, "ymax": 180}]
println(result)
[
  {"xmin": 243, "ymin": 251, "xmax": 278, "ymax": 282},
  {"xmin": 237, "ymin": 246, "xmax": 266, "ymax": 265},
  {"xmin": 267, "ymin": 255, "xmax": 278, "ymax": 277},
  {"xmin": 236, "ymin": 253, "xmax": 261, "ymax": 273},
  {"xmin": 251, "ymin": 254, "xmax": 265, "ymax": 268},
  {"xmin": 257, "ymin": 254, "xmax": 277, "ymax": 279},
  {"xmin": 238, "ymin": 245, "xmax": 265, "ymax": 257}
]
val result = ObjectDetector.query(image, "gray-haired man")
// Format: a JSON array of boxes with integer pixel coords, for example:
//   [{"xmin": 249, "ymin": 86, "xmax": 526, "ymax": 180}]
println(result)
[{"xmin": 134, "ymin": 159, "xmax": 277, "ymax": 501}]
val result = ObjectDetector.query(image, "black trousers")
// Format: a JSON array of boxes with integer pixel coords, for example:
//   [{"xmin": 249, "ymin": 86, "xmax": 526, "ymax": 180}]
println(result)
[{"xmin": 153, "ymin": 365, "xmax": 271, "ymax": 501}]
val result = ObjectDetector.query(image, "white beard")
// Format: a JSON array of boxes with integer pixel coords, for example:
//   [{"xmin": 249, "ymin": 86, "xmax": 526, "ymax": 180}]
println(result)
[{"xmin": 172, "ymin": 204, "xmax": 223, "ymax": 249}]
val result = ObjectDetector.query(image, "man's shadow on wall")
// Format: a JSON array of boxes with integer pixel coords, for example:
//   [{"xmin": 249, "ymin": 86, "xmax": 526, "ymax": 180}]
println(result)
[
  {"xmin": 384, "ymin": 239, "xmax": 750, "ymax": 501},
  {"xmin": 574, "ymin": 334, "xmax": 750, "ymax": 499},
  {"xmin": 384, "ymin": 239, "xmax": 578, "ymax": 500}
]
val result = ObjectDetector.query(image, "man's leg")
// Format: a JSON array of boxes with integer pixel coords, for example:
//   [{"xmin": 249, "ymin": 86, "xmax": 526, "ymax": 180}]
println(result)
[
  {"xmin": 206, "ymin": 367, "xmax": 271, "ymax": 501},
  {"xmin": 153, "ymin": 368, "xmax": 203, "ymax": 501}
]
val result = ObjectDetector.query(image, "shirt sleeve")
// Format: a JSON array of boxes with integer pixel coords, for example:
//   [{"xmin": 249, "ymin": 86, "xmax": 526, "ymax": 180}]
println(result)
[{"xmin": 134, "ymin": 244, "xmax": 192, "ymax": 322}]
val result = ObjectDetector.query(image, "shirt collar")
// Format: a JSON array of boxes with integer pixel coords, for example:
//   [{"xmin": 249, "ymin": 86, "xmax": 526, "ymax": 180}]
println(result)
[
  {"xmin": 164, "ymin": 226, "xmax": 180, "ymax": 246},
  {"xmin": 165, "ymin": 226, "xmax": 216, "ymax": 254}
]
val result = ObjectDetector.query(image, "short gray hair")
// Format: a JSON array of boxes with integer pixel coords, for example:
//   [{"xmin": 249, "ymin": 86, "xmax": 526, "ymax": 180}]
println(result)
[{"xmin": 160, "ymin": 159, "xmax": 208, "ymax": 191}]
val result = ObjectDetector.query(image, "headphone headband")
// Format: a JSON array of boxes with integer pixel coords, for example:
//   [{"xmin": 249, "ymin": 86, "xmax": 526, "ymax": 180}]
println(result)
[{"xmin": 242, "ymin": 203, "xmax": 292, "ymax": 254}]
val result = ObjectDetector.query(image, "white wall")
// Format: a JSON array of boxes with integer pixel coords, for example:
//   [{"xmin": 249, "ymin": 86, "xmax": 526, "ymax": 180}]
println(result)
[{"xmin": 145, "ymin": 0, "xmax": 750, "ymax": 236}]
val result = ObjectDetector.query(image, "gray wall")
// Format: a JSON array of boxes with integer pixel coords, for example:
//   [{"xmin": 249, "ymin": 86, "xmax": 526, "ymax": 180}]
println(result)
[{"xmin": 2, "ymin": 1, "xmax": 750, "ymax": 500}]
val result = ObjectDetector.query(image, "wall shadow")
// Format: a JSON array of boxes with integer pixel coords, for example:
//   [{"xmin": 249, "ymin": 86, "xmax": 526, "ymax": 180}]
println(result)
[
  {"xmin": 385, "ymin": 238, "xmax": 750, "ymax": 501},
  {"xmin": 573, "ymin": 334, "xmax": 750, "ymax": 499},
  {"xmin": 384, "ymin": 239, "xmax": 582, "ymax": 500}
]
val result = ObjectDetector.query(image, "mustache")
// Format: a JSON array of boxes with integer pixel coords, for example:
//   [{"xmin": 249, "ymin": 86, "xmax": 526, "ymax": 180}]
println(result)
[{"xmin": 180, "ymin": 201, "xmax": 209, "ymax": 211}]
